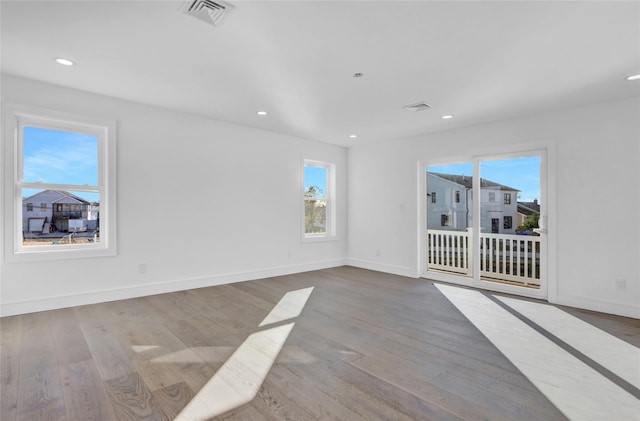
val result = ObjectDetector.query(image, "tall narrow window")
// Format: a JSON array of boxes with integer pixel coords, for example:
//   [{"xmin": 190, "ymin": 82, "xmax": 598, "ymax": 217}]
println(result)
[
  {"xmin": 303, "ymin": 159, "xmax": 335, "ymax": 239},
  {"xmin": 504, "ymin": 192, "xmax": 512, "ymax": 204},
  {"xmin": 4, "ymin": 104, "xmax": 116, "ymax": 260}
]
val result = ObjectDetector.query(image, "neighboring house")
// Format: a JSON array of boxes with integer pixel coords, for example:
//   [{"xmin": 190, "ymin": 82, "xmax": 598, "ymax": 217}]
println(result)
[
  {"xmin": 517, "ymin": 199, "xmax": 541, "ymax": 227},
  {"xmin": 427, "ymin": 172, "xmax": 519, "ymax": 234},
  {"xmin": 427, "ymin": 173, "xmax": 472, "ymax": 232},
  {"xmin": 22, "ymin": 190, "xmax": 99, "ymax": 233}
]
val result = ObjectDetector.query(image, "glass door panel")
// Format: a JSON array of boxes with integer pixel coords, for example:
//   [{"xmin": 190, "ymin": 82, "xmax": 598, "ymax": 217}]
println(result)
[
  {"xmin": 479, "ymin": 156, "xmax": 542, "ymax": 289},
  {"xmin": 426, "ymin": 163, "xmax": 473, "ymax": 278}
]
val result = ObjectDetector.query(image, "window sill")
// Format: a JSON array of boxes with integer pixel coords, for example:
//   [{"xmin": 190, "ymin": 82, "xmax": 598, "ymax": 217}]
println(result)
[
  {"xmin": 302, "ymin": 234, "xmax": 339, "ymax": 243},
  {"xmin": 6, "ymin": 245, "xmax": 116, "ymax": 263}
]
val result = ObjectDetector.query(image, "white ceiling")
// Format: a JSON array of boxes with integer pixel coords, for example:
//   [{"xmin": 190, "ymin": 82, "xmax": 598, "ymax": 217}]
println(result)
[{"xmin": 2, "ymin": 1, "xmax": 639, "ymax": 147}]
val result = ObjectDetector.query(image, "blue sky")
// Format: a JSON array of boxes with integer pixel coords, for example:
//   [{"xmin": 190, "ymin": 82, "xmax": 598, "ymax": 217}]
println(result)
[
  {"xmin": 429, "ymin": 156, "xmax": 541, "ymax": 202},
  {"xmin": 23, "ymin": 126, "xmax": 100, "ymax": 202},
  {"xmin": 304, "ymin": 165, "xmax": 327, "ymax": 198}
]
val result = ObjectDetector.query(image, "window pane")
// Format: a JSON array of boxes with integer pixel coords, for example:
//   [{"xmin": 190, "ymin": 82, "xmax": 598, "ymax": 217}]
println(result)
[
  {"xmin": 23, "ymin": 126, "xmax": 98, "ymax": 186},
  {"xmin": 305, "ymin": 198, "xmax": 327, "ymax": 234},
  {"xmin": 21, "ymin": 189, "xmax": 100, "ymax": 247},
  {"xmin": 480, "ymin": 156, "xmax": 541, "ymax": 288},
  {"xmin": 304, "ymin": 165, "xmax": 327, "ymax": 199},
  {"xmin": 304, "ymin": 164, "xmax": 329, "ymax": 235},
  {"xmin": 427, "ymin": 163, "xmax": 473, "ymax": 278}
]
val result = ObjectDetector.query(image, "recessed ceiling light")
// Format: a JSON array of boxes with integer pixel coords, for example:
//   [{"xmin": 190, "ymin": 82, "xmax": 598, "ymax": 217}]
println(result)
[
  {"xmin": 349, "ymin": 134, "xmax": 358, "ymax": 138},
  {"xmin": 256, "ymin": 110, "xmax": 268, "ymax": 116},
  {"xmin": 441, "ymin": 115, "xmax": 454, "ymax": 119},
  {"xmin": 55, "ymin": 57, "xmax": 75, "ymax": 66},
  {"xmin": 353, "ymin": 73, "xmax": 364, "ymax": 78},
  {"xmin": 626, "ymin": 73, "xmax": 640, "ymax": 81}
]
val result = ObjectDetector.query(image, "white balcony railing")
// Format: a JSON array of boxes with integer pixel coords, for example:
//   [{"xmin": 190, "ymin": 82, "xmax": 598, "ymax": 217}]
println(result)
[{"xmin": 427, "ymin": 229, "xmax": 542, "ymax": 286}]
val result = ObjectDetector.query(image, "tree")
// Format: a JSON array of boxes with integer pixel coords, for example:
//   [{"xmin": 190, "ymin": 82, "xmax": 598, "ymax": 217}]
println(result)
[
  {"xmin": 304, "ymin": 186, "xmax": 326, "ymax": 234},
  {"xmin": 517, "ymin": 212, "xmax": 539, "ymax": 232}
]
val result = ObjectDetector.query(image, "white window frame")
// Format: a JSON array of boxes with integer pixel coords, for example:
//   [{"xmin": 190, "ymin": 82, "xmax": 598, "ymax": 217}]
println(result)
[
  {"xmin": 302, "ymin": 159, "xmax": 336, "ymax": 241},
  {"xmin": 3, "ymin": 103, "xmax": 117, "ymax": 261}
]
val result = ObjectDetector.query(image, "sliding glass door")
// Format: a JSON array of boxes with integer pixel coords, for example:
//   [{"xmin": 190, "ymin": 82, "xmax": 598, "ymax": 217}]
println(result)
[{"xmin": 425, "ymin": 151, "xmax": 546, "ymax": 298}]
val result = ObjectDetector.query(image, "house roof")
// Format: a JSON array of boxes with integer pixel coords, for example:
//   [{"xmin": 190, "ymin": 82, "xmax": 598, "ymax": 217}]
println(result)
[
  {"xmin": 428, "ymin": 172, "xmax": 520, "ymax": 192},
  {"xmin": 517, "ymin": 201, "xmax": 540, "ymax": 216},
  {"xmin": 23, "ymin": 190, "xmax": 90, "ymax": 205}
]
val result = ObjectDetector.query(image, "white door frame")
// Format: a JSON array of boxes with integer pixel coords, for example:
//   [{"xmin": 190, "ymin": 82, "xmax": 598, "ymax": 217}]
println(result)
[{"xmin": 418, "ymin": 144, "xmax": 557, "ymax": 301}]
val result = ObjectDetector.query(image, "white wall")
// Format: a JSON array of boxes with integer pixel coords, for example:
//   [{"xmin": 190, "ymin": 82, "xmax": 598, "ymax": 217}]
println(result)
[
  {"xmin": 348, "ymin": 97, "xmax": 640, "ymax": 318},
  {"xmin": 2, "ymin": 74, "xmax": 638, "ymax": 319},
  {"xmin": 0, "ymin": 74, "xmax": 347, "ymax": 316}
]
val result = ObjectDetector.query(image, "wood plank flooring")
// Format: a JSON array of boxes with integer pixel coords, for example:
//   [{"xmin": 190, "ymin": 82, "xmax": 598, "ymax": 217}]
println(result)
[{"xmin": 1, "ymin": 266, "xmax": 638, "ymax": 420}]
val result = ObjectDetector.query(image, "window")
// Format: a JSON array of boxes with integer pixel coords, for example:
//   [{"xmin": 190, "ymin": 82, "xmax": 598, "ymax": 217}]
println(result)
[
  {"xmin": 488, "ymin": 192, "xmax": 495, "ymax": 202},
  {"xmin": 431, "ymin": 192, "xmax": 437, "ymax": 203},
  {"xmin": 504, "ymin": 193, "xmax": 512, "ymax": 204},
  {"xmin": 303, "ymin": 159, "xmax": 335, "ymax": 239},
  {"xmin": 441, "ymin": 214, "xmax": 450, "ymax": 226},
  {"xmin": 455, "ymin": 191, "xmax": 460, "ymax": 203},
  {"xmin": 504, "ymin": 216, "xmax": 513, "ymax": 229},
  {"xmin": 3, "ymin": 104, "xmax": 116, "ymax": 261}
]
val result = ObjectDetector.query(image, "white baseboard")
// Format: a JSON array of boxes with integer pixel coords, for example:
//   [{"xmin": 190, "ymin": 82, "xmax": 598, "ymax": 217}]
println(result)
[
  {"xmin": 4, "ymin": 259, "xmax": 635, "ymax": 320},
  {"xmin": 345, "ymin": 258, "xmax": 417, "ymax": 278},
  {"xmin": 345, "ymin": 259, "xmax": 638, "ymax": 320},
  {"xmin": 0, "ymin": 259, "xmax": 346, "ymax": 317},
  {"xmin": 550, "ymin": 294, "xmax": 639, "ymax": 320}
]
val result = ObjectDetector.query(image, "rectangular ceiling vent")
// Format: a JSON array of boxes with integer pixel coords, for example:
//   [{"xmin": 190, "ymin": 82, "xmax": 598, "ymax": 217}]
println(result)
[
  {"xmin": 403, "ymin": 102, "xmax": 433, "ymax": 112},
  {"xmin": 181, "ymin": 0, "xmax": 234, "ymax": 27}
]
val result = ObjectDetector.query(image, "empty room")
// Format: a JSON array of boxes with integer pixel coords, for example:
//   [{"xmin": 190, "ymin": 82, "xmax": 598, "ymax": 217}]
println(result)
[{"xmin": 1, "ymin": 1, "xmax": 639, "ymax": 420}]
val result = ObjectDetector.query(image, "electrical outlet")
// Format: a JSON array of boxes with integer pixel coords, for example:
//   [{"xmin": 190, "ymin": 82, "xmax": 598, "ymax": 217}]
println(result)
[
  {"xmin": 375, "ymin": 249, "xmax": 381, "ymax": 257},
  {"xmin": 615, "ymin": 279, "xmax": 626, "ymax": 290},
  {"xmin": 138, "ymin": 263, "xmax": 147, "ymax": 275}
]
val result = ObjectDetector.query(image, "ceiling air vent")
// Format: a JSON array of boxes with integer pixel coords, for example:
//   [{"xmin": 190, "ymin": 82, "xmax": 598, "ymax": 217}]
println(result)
[
  {"xmin": 181, "ymin": 0, "xmax": 234, "ymax": 27},
  {"xmin": 403, "ymin": 102, "xmax": 433, "ymax": 112}
]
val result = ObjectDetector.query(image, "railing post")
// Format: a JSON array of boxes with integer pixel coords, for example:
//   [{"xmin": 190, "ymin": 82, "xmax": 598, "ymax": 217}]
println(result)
[{"xmin": 466, "ymin": 227, "xmax": 473, "ymax": 277}]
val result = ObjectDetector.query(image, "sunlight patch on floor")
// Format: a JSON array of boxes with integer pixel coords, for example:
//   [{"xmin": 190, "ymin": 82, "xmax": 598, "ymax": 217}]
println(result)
[
  {"xmin": 259, "ymin": 286, "xmax": 315, "ymax": 327},
  {"xmin": 175, "ymin": 287, "xmax": 314, "ymax": 421},
  {"xmin": 496, "ymin": 295, "xmax": 640, "ymax": 389},
  {"xmin": 175, "ymin": 323, "xmax": 295, "ymax": 420},
  {"xmin": 435, "ymin": 283, "xmax": 640, "ymax": 421},
  {"xmin": 131, "ymin": 345, "xmax": 159, "ymax": 353},
  {"xmin": 151, "ymin": 346, "xmax": 236, "ymax": 364}
]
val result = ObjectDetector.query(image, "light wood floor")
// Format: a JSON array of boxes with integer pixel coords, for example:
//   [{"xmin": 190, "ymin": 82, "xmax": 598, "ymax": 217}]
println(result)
[{"xmin": 1, "ymin": 266, "xmax": 638, "ymax": 420}]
